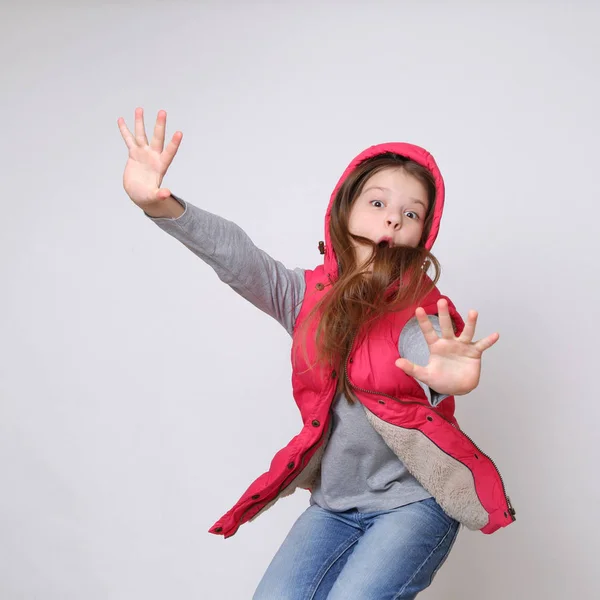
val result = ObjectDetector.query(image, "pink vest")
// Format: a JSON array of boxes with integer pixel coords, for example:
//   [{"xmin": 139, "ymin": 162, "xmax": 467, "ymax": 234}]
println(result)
[{"xmin": 209, "ymin": 142, "xmax": 515, "ymax": 538}]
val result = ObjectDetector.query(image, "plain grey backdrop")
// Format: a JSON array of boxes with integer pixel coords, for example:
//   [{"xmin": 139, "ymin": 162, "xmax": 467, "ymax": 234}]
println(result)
[{"xmin": 2, "ymin": 1, "xmax": 599, "ymax": 598}]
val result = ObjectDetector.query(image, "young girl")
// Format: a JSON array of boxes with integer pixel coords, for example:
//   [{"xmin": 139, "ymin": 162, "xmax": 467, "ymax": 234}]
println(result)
[{"xmin": 118, "ymin": 108, "xmax": 515, "ymax": 599}]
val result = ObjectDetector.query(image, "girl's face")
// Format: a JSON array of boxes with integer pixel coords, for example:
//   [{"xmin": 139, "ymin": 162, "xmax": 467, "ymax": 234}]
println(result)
[{"xmin": 347, "ymin": 167, "xmax": 429, "ymax": 268}]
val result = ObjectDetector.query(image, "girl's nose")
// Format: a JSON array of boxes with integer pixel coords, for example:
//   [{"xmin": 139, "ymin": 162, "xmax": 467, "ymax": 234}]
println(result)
[{"xmin": 386, "ymin": 214, "xmax": 401, "ymax": 229}]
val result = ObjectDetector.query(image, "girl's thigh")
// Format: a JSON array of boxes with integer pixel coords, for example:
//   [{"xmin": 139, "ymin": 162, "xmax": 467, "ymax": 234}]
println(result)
[
  {"xmin": 252, "ymin": 504, "xmax": 361, "ymax": 600},
  {"xmin": 327, "ymin": 497, "xmax": 460, "ymax": 600}
]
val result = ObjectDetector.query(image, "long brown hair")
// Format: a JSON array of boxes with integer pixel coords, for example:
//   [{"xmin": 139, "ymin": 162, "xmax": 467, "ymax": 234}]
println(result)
[{"xmin": 298, "ymin": 152, "xmax": 441, "ymax": 402}]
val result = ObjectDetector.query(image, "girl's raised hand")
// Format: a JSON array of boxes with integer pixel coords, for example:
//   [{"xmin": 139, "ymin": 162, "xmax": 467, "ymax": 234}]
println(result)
[
  {"xmin": 117, "ymin": 108, "xmax": 183, "ymax": 210},
  {"xmin": 395, "ymin": 299, "xmax": 499, "ymax": 396}
]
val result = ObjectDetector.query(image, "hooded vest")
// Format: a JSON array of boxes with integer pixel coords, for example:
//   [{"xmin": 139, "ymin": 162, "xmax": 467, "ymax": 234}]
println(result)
[{"xmin": 209, "ymin": 143, "xmax": 515, "ymax": 539}]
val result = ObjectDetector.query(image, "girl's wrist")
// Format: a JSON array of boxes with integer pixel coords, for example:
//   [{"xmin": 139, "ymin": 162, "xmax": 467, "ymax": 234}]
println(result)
[{"xmin": 143, "ymin": 195, "xmax": 184, "ymax": 219}]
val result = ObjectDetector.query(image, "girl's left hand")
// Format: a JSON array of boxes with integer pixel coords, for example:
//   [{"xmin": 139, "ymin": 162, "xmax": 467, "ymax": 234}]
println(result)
[{"xmin": 395, "ymin": 299, "xmax": 499, "ymax": 396}]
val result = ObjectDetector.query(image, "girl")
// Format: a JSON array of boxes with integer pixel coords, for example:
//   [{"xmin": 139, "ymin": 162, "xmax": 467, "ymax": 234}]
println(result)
[{"xmin": 118, "ymin": 108, "xmax": 515, "ymax": 599}]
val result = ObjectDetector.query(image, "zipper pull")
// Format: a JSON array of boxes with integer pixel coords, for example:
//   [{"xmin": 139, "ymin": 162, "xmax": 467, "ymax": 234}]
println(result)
[{"xmin": 506, "ymin": 496, "xmax": 516, "ymax": 519}]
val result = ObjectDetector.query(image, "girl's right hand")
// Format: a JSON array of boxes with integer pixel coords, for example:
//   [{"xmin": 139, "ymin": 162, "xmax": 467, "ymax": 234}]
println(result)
[{"xmin": 117, "ymin": 107, "xmax": 183, "ymax": 211}]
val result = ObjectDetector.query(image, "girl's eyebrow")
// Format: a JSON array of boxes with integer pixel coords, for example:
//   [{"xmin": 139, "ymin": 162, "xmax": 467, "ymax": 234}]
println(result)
[
  {"xmin": 363, "ymin": 185, "xmax": 391, "ymax": 195},
  {"xmin": 363, "ymin": 186, "xmax": 427, "ymax": 208}
]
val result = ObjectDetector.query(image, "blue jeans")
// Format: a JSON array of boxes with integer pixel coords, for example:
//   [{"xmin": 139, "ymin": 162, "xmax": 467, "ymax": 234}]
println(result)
[{"xmin": 253, "ymin": 497, "xmax": 459, "ymax": 600}]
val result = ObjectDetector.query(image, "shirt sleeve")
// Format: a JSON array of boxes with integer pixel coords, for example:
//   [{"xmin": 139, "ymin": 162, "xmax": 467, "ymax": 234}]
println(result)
[
  {"xmin": 145, "ymin": 195, "xmax": 306, "ymax": 336},
  {"xmin": 398, "ymin": 316, "xmax": 449, "ymax": 407}
]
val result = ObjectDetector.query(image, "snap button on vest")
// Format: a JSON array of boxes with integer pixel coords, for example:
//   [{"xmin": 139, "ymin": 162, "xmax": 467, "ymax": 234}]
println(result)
[
  {"xmin": 287, "ymin": 461, "xmax": 295, "ymax": 469},
  {"xmin": 251, "ymin": 494, "xmax": 260, "ymax": 499},
  {"xmin": 315, "ymin": 282, "xmax": 324, "ymax": 291},
  {"xmin": 311, "ymin": 420, "xmax": 320, "ymax": 427}
]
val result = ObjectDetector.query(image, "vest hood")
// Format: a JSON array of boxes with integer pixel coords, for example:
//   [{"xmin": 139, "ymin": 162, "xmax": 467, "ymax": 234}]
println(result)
[{"xmin": 322, "ymin": 142, "xmax": 446, "ymax": 279}]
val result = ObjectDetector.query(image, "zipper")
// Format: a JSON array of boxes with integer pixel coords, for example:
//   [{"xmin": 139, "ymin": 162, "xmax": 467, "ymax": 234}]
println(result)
[{"xmin": 344, "ymin": 336, "xmax": 516, "ymax": 522}]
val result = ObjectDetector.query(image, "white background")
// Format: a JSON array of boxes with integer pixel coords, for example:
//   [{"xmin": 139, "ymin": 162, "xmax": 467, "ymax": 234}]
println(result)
[{"xmin": 2, "ymin": 1, "xmax": 599, "ymax": 598}]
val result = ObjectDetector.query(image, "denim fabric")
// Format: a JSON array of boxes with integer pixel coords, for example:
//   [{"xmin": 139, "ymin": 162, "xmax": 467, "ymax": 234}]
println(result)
[{"xmin": 253, "ymin": 497, "xmax": 459, "ymax": 600}]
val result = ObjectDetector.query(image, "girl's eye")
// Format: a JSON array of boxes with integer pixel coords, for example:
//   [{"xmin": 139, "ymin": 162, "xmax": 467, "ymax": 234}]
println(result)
[
  {"xmin": 405, "ymin": 211, "xmax": 419, "ymax": 220},
  {"xmin": 371, "ymin": 200, "xmax": 384, "ymax": 208}
]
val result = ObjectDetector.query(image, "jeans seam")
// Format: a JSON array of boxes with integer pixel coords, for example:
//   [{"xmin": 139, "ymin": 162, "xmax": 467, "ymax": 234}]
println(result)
[
  {"xmin": 307, "ymin": 532, "xmax": 362, "ymax": 600},
  {"xmin": 393, "ymin": 519, "xmax": 459, "ymax": 600},
  {"xmin": 428, "ymin": 523, "xmax": 460, "ymax": 582}
]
